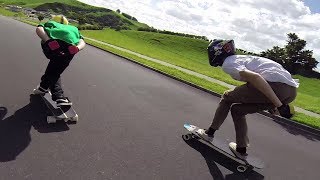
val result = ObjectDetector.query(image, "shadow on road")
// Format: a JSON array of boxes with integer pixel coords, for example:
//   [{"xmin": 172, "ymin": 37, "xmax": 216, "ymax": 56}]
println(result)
[
  {"xmin": 273, "ymin": 120, "xmax": 320, "ymax": 141},
  {"xmin": 0, "ymin": 95, "xmax": 69, "ymax": 162},
  {"xmin": 183, "ymin": 137, "xmax": 264, "ymax": 180},
  {"xmin": 0, "ymin": 107, "xmax": 7, "ymax": 120},
  {"xmin": 259, "ymin": 112, "xmax": 320, "ymax": 141}
]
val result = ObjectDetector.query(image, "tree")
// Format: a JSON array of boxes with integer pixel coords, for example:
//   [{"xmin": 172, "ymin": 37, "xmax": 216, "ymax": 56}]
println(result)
[
  {"xmin": 116, "ymin": 9, "xmax": 120, "ymax": 13},
  {"xmin": 297, "ymin": 50, "xmax": 317, "ymax": 72},
  {"xmin": 260, "ymin": 33, "xmax": 318, "ymax": 75},
  {"xmin": 38, "ymin": 14, "xmax": 44, "ymax": 22},
  {"xmin": 261, "ymin": 46, "xmax": 286, "ymax": 65},
  {"xmin": 77, "ymin": 16, "xmax": 86, "ymax": 25},
  {"xmin": 285, "ymin": 33, "xmax": 318, "ymax": 74}
]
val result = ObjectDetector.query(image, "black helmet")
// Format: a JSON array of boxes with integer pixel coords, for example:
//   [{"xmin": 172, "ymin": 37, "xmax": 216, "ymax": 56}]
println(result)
[{"xmin": 207, "ymin": 39, "xmax": 235, "ymax": 67}]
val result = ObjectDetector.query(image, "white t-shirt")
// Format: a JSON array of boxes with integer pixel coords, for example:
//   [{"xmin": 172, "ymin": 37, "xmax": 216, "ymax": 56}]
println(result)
[{"xmin": 222, "ymin": 55, "xmax": 299, "ymax": 88}]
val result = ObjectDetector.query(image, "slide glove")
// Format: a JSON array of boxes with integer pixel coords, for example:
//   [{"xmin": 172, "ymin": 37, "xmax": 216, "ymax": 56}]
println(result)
[
  {"xmin": 47, "ymin": 40, "xmax": 60, "ymax": 51},
  {"xmin": 42, "ymin": 39, "xmax": 65, "ymax": 59},
  {"xmin": 277, "ymin": 104, "xmax": 293, "ymax": 119},
  {"xmin": 68, "ymin": 45, "xmax": 79, "ymax": 55}
]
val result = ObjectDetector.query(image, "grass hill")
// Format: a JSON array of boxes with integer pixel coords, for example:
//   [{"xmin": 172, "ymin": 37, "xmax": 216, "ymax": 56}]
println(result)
[
  {"xmin": 0, "ymin": 0, "xmax": 149, "ymax": 30},
  {"xmin": 1, "ymin": 0, "xmax": 86, "ymax": 7}
]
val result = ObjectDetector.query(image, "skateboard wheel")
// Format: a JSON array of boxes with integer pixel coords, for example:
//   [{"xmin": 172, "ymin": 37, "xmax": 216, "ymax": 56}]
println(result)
[
  {"xmin": 191, "ymin": 134, "xmax": 198, "ymax": 139},
  {"xmin": 182, "ymin": 134, "xmax": 192, "ymax": 141},
  {"xmin": 71, "ymin": 114, "xmax": 79, "ymax": 121},
  {"xmin": 236, "ymin": 165, "xmax": 248, "ymax": 173},
  {"xmin": 47, "ymin": 116, "xmax": 56, "ymax": 124}
]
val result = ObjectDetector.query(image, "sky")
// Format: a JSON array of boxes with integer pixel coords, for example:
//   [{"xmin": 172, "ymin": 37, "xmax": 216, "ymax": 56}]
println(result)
[{"xmin": 78, "ymin": 0, "xmax": 320, "ymax": 71}]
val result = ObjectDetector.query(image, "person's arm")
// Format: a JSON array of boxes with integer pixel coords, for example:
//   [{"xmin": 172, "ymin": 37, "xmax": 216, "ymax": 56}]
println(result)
[
  {"xmin": 239, "ymin": 70, "xmax": 283, "ymax": 107},
  {"xmin": 68, "ymin": 39, "xmax": 86, "ymax": 55},
  {"xmin": 76, "ymin": 39, "xmax": 86, "ymax": 51},
  {"xmin": 36, "ymin": 26, "xmax": 50, "ymax": 42}
]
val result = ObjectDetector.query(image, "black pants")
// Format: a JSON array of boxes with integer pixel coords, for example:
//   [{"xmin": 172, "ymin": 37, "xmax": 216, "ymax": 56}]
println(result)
[{"xmin": 40, "ymin": 41, "xmax": 74, "ymax": 101}]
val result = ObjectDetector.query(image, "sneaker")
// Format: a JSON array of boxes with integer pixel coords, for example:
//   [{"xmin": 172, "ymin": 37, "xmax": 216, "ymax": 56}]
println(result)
[
  {"xmin": 229, "ymin": 142, "xmax": 248, "ymax": 160},
  {"xmin": 196, "ymin": 128, "xmax": 214, "ymax": 142},
  {"xmin": 55, "ymin": 97, "xmax": 72, "ymax": 107},
  {"xmin": 33, "ymin": 85, "xmax": 48, "ymax": 95}
]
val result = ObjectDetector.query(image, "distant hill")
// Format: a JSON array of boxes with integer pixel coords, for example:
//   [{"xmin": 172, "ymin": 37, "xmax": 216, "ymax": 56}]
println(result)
[
  {"xmin": 1, "ymin": 0, "xmax": 90, "ymax": 7},
  {"xmin": 1, "ymin": 0, "xmax": 149, "ymax": 30}
]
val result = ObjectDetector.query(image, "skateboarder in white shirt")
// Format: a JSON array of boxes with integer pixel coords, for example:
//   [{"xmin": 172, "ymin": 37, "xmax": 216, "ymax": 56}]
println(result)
[{"xmin": 197, "ymin": 39, "xmax": 299, "ymax": 159}]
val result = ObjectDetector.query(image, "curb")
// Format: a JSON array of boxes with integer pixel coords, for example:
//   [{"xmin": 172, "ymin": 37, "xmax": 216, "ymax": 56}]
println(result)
[
  {"xmin": 88, "ymin": 43, "xmax": 320, "ymax": 138},
  {"xmin": 259, "ymin": 111, "xmax": 320, "ymax": 137}
]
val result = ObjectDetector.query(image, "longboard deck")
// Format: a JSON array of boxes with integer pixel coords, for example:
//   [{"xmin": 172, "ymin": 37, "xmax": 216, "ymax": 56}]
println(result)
[
  {"xmin": 41, "ymin": 93, "xmax": 78, "ymax": 123},
  {"xmin": 183, "ymin": 123, "xmax": 264, "ymax": 172}
]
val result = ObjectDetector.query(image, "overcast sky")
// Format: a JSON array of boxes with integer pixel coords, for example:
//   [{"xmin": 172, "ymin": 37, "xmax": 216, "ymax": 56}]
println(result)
[{"xmin": 78, "ymin": 0, "xmax": 320, "ymax": 70}]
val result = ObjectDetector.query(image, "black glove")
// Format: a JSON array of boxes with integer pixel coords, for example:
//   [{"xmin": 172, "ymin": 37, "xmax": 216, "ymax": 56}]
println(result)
[{"xmin": 277, "ymin": 104, "xmax": 293, "ymax": 119}]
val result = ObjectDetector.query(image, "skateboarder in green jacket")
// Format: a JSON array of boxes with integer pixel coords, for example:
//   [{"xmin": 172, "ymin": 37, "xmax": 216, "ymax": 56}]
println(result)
[
  {"xmin": 197, "ymin": 39, "xmax": 298, "ymax": 159},
  {"xmin": 33, "ymin": 15, "xmax": 86, "ymax": 106}
]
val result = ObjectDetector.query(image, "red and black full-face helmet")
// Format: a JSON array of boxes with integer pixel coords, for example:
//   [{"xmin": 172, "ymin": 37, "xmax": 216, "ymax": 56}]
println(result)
[{"xmin": 207, "ymin": 39, "xmax": 235, "ymax": 67}]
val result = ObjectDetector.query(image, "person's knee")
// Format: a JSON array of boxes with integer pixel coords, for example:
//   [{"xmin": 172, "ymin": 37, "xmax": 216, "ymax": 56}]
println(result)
[
  {"xmin": 219, "ymin": 91, "xmax": 235, "ymax": 108},
  {"xmin": 230, "ymin": 104, "xmax": 244, "ymax": 117},
  {"xmin": 221, "ymin": 90, "xmax": 232, "ymax": 102}
]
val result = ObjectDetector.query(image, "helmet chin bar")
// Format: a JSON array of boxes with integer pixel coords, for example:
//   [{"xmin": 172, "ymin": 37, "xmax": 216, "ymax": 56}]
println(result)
[{"xmin": 210, "ymin": 55, "xmax": 223, "ymax": 67}]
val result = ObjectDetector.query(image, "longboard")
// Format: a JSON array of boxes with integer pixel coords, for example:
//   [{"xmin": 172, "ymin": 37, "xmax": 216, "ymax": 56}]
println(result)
[
  {"xmin": 41, "ymin": 92, "xmax": 78, "ymax": 124},
  {"xmin": 183, "ymin": 123, "xmax": 264, "ymax": 173}
]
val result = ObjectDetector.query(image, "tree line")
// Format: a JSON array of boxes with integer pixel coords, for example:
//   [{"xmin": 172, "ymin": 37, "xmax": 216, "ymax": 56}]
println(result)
[{"xmin": 137, "ymin": 27, "xmax": 209, "ymax": 41}]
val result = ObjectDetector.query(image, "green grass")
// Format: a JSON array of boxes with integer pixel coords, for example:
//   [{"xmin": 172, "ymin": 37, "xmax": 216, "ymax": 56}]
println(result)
[
  {"xmin": 18, "ymin": 17, "xmax": 38, "ymax": 26},
  {"xmin": 291, "ymin": 112, "xmax": 320, "ymax": 129},
  {"xmin": 81, "ymin": 29, "xmax": 243, "ymax": 86},
  {"xmin": 0, "ymin": 6, "xmax": 16, "ymax": 16},
  {"xmin": 291, "ymin": 75, "xmax": 320, "ymax": 114},
  {"xmin": 81, "ymin": 29, "xmax": 320, "ymax": 114}
]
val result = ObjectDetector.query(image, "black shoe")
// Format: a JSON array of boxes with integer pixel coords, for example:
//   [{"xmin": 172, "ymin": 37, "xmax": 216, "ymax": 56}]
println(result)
[
  {"xmin": 205, "ymin": 127, "xmax": 216, "ymax": 137},
  {"xmin": 55, "ymin": 97, "xmax": 72, "ymax": 107},
  {"xmin": 33, "ymin": 85, "xmax": 48, "ymax": 95},
  {"xmin": 229, "ymin": 142, "xmax": 248, "ymax": 159}
]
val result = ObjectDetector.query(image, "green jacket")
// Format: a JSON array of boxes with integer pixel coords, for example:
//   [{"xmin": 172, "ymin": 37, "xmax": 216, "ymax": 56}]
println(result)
[{"xmin": 38, "ymin": 21, "xmax": 82, "ymax": 45}]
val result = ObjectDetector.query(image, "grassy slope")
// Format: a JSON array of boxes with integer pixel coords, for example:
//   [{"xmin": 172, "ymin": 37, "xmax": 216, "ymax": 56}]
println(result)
[
  {"xmin": 292, "ymin": 75, "xmax": 320, "ymax": 113},
  {"xmin": 1, "ymin": 0, "xmax": 148, "ymax": 29},
  {"xmin": 81, "ymin": 29, "xmax": 243, "ymax": 86},
  {"xmin": 0, "ymin": 6, "xmax": 17, "ymax": 16}
]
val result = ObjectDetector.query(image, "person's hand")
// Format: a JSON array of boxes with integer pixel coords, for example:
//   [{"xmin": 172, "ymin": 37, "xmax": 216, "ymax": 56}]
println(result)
[
  {"xmin": 47, "ymin": 40, "xmax": 60, "ymax": 51},
  {"xmin": 68, "ymin": 45, "xmax": 79, "ymax": 55},
  {"xmin": 277, "ymin": 104, "xmax": 293, "ymax": 118},
  {"xmin": 42, "ymin": 39, "xmax": 64, "ymax": 59}
]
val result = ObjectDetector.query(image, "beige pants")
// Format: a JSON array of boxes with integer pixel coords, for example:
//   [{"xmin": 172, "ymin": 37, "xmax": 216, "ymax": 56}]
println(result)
[{"xmin": 210, "ymin": 82, "xmax": 297, "ymax": 147}]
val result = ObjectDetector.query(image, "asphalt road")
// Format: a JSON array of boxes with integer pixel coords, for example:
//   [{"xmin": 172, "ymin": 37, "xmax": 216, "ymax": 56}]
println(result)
[{"xmin": 0, "ymin": 16, "xmax": 319, "ymax": 180}]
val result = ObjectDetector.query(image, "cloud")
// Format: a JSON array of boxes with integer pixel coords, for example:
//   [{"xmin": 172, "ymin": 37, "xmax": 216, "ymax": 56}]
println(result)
[{"xmin": 78, "ymin": 0, "xmax": 320, "ymax": 63}]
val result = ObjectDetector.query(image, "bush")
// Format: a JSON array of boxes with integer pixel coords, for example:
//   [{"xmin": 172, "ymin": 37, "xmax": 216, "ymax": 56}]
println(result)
[{"xmin": 78, "ymin": 25, "xmax": 103, "ymax": 30}]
